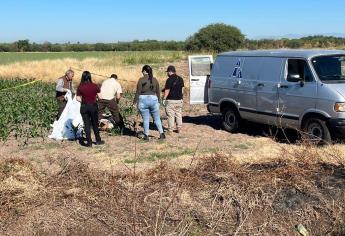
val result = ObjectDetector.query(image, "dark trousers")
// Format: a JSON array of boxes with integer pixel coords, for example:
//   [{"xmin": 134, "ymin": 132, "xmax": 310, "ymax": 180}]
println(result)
[
  {"xmin": 80, "ymin": 103, "xmax": 102, "ymax": 144},
  {"xmin": 98, "ymin": 99, "xmax": 124, "ymax": 128},
  {"xmin": 56, "ymin": 99, "xmax": 67, "ymax": 120}
]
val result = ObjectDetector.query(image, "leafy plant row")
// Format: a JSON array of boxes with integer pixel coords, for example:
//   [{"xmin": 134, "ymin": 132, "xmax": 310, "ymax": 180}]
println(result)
[{"xmin": 0, "ymin": 79, "xmax": 137, "ymax": 143}]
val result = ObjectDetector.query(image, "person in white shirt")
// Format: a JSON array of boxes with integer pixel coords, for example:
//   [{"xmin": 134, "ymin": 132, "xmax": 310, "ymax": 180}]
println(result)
[{"xmin": 98, "ymin": 74, "xmax": 125, "ymax": 130}]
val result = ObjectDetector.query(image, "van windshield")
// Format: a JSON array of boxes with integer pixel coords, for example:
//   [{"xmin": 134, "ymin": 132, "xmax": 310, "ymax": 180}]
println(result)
[{"xmin": 312, "ymin": 55, "xmax": 345, "ymax": 83}]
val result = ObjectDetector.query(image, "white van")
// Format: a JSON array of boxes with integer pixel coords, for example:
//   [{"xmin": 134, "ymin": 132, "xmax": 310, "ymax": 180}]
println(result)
[{"xmin": 189, "ymin": 50, "xmax": 345, "ymax": 142}]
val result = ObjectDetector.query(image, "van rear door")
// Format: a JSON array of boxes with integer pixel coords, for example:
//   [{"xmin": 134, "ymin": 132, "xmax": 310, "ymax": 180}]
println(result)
[{"xmin": 189, "ymin": 55, "xmax": 213, "ymax": 104}]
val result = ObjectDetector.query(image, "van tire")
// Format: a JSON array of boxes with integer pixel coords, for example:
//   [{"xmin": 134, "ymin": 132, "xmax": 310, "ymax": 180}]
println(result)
[
  {"xmin": 302, "ymin": 117, "xmax": 331, "ymax": 145},
  {"xmin": 222, "ymin": 107, "xmax": 241, "ymax": 133}
]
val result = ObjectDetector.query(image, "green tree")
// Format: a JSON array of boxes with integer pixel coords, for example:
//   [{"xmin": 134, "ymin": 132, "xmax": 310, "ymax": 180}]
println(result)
[
  {"xmin": 185, "ymin": 23, "xmax": 245, "ymax": 52},
  {"xmin": 15, "ymin": 39, "xmax": 30, "ymax": 52}
]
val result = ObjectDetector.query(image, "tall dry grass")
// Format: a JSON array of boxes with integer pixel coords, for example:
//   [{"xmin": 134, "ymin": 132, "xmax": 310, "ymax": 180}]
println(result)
[
  {"xmin": 1, "ymin": 146, "xmax": 345, "ymax": 235},
  {"xmin": 0, "ymin": 52, "xmax": 188, "ymax": 90},
  {"xmin": 0, "ymin": 58, "xmax": 141, "ymax": 89}
]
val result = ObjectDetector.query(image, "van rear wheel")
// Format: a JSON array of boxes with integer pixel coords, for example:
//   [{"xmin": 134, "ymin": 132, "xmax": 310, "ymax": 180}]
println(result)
[
  {"xmin": 222, "ymin": 107, "xmax": 241, "ymax": 133},
  {"xmin": 302, "ymin": 117, "xmax": 331, "ymax": 145}
]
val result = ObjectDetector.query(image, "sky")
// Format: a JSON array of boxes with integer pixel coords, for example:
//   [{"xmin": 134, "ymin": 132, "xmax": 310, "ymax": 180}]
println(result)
[{"xmin": 1, "ymin": 0, "xmax": 345, "ymax": 43}]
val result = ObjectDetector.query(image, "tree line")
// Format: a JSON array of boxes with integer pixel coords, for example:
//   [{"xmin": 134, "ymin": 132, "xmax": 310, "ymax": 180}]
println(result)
[
  {"xmin": 0, "ymin": 40, "xmax": 185, "ymax": 52},
  {"xmin": 1, "ymin": 24, "xmax": 345, "ymax": 53}
]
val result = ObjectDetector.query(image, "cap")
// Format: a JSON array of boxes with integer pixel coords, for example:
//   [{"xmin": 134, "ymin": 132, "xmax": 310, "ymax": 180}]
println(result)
[
  {"xmin": 110, "ymin": 74, "xmax": 118, "ymax": 79},
  {"xmin": 166, "ymin": 65, "xmax": 176, "ymax": 73}
]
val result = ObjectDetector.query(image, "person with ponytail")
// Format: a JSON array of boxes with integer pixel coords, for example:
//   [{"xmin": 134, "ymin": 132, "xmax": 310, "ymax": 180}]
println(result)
[
  {"xmin": 76, "ymin": 71, "xmax": 104, "ymax": 147},
  {"xmin": 133, "ymin": 65, "xmax": 165, "ymax": 140}
]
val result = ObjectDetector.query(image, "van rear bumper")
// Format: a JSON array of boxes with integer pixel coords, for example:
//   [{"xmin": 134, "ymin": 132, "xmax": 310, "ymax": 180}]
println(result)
[{"xmin": 328, "ymin": 118, "xmax": 345, "ymax": 137}]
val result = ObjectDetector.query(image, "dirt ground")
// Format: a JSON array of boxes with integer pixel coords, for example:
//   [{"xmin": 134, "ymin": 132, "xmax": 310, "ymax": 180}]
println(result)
[
  {"xmin": 1, "ymin": 104, "xmax": 345, "ymax": 172},
  {"xmin": 0, "ymin": 107, "xmax": 306, "ymax": 173}
]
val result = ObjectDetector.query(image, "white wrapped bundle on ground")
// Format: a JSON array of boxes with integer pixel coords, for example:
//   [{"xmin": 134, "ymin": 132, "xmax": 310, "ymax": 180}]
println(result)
[{"xmin": 49, "ymin": 91, "xmax": 84, "ymax": 140}]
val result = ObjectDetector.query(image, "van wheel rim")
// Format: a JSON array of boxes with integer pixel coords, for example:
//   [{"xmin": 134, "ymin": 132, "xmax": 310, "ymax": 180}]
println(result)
[
  {"xmin": 308, "ymin": 123, "xmax": 323, "ymax": 138},
  {"xmin": 225, "ymin": 113, "xmax": 236, "ymax": 127}
]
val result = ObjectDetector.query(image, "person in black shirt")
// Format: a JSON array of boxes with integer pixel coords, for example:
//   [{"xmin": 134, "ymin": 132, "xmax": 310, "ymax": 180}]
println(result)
[{"xmin": 162, "ymin": 65, "xmax": 184, "ymax": 133}]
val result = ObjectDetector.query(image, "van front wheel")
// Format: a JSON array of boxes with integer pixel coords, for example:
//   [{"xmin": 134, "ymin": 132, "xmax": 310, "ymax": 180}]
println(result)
[
  {"xmin": 222, "ymin": 107, "xmax": 241, "ymax": 133},
  {"xmin": 303, "ymin": 118, "xmax": 331, "ymax": 144}
]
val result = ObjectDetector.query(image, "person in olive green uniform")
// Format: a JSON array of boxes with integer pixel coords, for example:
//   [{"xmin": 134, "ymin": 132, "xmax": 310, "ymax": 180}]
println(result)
[{"xmin": 55, "ymin": 69, "xmax": 75, "ymax": 120}]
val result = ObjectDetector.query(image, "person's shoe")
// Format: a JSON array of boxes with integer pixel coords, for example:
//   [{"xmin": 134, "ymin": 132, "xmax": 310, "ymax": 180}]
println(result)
[
  {"xmin": 82, "ymin": 142, "xmax": 92, "ymax": 148},
  {"xmin": 95, "ymin": 140, "xmax": 105, "ymax": 145},
  {"xmin": 143, "ymin": 134, "xmax": 149, "ymax": 141},
  {"xmin": 176, "ymin": 128, "xmax": 181, "ymax": 133},
  {"xmin": 159, "ymin": 133, "xmax": 166, "ymax": 140}
]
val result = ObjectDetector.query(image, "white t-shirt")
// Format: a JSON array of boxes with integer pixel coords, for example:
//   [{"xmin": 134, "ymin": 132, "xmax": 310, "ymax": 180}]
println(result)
[{"xmin": 100, "ymin": 78, "xmax": 123, "ymax": 100}]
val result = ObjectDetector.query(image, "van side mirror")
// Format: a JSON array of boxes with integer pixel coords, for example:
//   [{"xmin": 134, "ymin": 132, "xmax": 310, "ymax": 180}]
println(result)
[{"xmin": 287, "ymin": 73, "xmax": 302, "ymax": 83}]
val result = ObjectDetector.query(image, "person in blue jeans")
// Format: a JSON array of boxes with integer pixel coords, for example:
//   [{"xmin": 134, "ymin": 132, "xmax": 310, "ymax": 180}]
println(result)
[{"xmin": 133, "ymin": 65, "xmax": 166, "ymax": 141}]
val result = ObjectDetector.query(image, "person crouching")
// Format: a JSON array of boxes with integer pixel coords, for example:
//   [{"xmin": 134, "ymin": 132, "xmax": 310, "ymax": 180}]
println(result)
[{"xmin": 98, "ymin": 74, "xmax": 125, "ymax": 132}]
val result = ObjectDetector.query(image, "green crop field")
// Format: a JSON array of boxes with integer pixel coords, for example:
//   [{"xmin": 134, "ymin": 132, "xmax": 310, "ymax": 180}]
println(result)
[
  {"xmin": 0, "ymin": 78, "xmax": 137, "ymax": 143},
  {"xmin": 0, "ymin": 79, "xmax": 57, "ymax": 142}
]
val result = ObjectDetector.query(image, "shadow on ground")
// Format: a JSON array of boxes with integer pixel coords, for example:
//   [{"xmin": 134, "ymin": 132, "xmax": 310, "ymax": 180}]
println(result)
[{"xmin": 183, "ymin": 115, "xmax": 299, "ymax": 144}]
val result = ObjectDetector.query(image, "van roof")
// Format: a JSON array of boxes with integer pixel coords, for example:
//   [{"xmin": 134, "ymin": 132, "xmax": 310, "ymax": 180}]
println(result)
[{"xmin": 219, "ymin": 49, "xmax": 345, "ymax": 59}]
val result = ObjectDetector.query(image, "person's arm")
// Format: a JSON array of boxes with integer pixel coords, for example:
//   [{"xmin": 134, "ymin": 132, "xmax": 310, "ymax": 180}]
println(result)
[
  {"xmin": 163, "ymin": 78, "xmax": 172, "ymax": 100},
  {"xmin": 163, "ymin": 89, "xmax": 170, "ymax": 100},
  {"xmin": 116, "ymin": 84, "xmax": 123, "ymax": 101},
  {"xmin": 96, "ymin": 84, "xmax": 102, "ymax": 100},
  {"xmin": 76, "ymin": 87, "xmax": 82, "ymax": 102},
  {"xmin": 56, "ymin": 78, "xmax": 65, "ymax": 92},
  {"xmin": 181, "ymin": 77, "xmax": 185, "ymax": 97}
]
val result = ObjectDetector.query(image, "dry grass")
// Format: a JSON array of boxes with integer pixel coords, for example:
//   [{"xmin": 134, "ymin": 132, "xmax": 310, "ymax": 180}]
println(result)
[
  {"xmin": 0, "ymin": 52, "xmax": 189, "ymax": 90},
  {"xmin": 0, "ymin": 58, "xmax": 142, "ymax": 89},
  {"xmin": 1, "ymin": 145, "xmax": 345, "ymax": 235}
]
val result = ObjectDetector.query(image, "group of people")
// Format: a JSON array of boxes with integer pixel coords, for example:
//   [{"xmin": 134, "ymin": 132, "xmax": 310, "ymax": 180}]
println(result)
[{"xmin": 55, "ymin": 65, "xmax": 184, "ymax": 147}]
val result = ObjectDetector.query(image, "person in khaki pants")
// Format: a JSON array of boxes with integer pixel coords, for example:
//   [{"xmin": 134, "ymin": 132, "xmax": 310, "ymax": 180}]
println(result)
[
  {"xmin": 163, "ymin": 65, "xmax": 184, "ymax": 134},
  {"xmin": 98, "ymin": 74, "xmax": 125, "ymax": 131}
]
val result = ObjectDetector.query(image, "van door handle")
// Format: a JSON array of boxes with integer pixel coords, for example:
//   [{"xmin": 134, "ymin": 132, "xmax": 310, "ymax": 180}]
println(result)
[
  {"xmin": 257, "ymin": 83, "xmax": 264, "ymax": 87},
  {"xmin": 279, "ymin": 84, "xmax": 289, "ymax": 89},
  {"xmin": 191, "ymin": 79, "xmax": 199, "ymax": 81}
]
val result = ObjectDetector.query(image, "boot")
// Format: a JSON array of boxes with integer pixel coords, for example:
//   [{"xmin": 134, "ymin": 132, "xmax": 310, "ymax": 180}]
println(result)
[
  {"xmin": 95, "ymin": 140, "xmax": 105, "ymax": 145},
  {"xmin": 159, "ymin": 133, "xmax": 166, "ymax": 140}
]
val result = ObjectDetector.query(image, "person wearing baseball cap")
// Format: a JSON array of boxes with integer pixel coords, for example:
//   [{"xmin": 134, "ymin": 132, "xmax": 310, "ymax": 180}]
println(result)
[{"xmin": 162, "ymin": 65, "xmax": 184, "ymax": 134}]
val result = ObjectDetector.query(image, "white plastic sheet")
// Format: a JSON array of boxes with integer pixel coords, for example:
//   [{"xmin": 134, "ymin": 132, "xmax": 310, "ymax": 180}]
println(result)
[{"xmin": 49, "ymin": 91, "xmax": 84, "ymax": 140}]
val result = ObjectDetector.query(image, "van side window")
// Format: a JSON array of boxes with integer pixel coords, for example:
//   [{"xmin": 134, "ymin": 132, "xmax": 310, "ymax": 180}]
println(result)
[
  {"xmin": 287, "ymin": 59, "xmax": 314, "ymax": 82},
  {"xmin": 212, "ymin": 57, "xmax": 238, "ymax": 78},
  {"xmin": 191, "ymin": 57, "xmax": 211, "ymax": 76}
]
